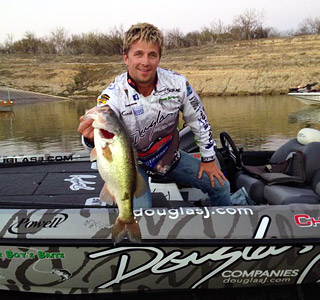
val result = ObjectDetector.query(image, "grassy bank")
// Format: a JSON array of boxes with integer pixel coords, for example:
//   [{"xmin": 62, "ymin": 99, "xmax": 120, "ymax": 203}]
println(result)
[{"xmin": 0, "ymin": 34, "xmax": 319, "ymax": 98}]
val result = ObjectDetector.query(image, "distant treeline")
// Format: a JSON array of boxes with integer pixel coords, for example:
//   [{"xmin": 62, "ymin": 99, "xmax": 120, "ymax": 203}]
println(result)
[{"xmin": 1, "ymin": 9, "xmax": 320, "ymax": 55}]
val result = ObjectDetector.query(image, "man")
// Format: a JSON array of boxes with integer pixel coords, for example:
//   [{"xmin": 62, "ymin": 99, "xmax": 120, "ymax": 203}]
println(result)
[{"xmin": 78, "ymin": 22, "xmax": 231, "ymax": 208}]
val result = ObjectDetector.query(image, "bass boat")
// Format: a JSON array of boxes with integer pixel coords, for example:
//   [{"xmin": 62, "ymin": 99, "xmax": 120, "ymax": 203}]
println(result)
[
  {"xmin": 0, "ymin": 127, "xmax": 320, "ymax": 295},
  {"xmin": 288, "ymin": 82, "xmax": 320, "ymax": 105}
]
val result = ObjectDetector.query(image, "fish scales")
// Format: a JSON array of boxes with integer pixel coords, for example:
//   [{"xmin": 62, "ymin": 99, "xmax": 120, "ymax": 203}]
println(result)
[{"xmin": 84, "ymin": 106, "xmax": 147, "ymax": 244}]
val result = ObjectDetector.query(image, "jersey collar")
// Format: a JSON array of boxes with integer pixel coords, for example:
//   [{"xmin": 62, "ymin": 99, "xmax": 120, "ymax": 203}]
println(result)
[{"xmin": 127, "ymin": 71, "xmax": 158, "ymax": 94}]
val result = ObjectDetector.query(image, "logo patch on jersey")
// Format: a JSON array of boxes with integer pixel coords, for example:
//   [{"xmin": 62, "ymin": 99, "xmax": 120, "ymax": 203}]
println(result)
[
  {"xmin": 138, "ymin": 134, "xmax": 173, "ymax": 168},
  {"xmin": 97, "ymin": 94, "xmax": 110, "ymax": 105},
  {"xmin": 186, "ymin": 81, "xmax": 193, "ymax": 96},
  {"xmin": 108, "ymin": 83, "xmax": 116, "ymax": 90},
  {"xmin": 133, "ymin": 94, "xmax": 139, "ymax": 101},
  {"xmin": 133, "ymin": 105, "xmax": 144, "ymax": 116}
]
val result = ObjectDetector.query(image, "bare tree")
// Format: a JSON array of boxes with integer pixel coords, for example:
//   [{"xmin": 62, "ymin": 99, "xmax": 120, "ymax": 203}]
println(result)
[
  {"xmin": 232, "ymin": 9, "xmax": 265, "ymax": 40},
  {"xmin": 210, "ymin": 19, "xmax": 228, "ymax": 35},
  {"xmin": 164, "ymin": 28, "xmax": 185, "ymax": 49},
  {"xmin": 210, "ymin": 19, "xmax": 232, "ymax": 42},
  {"xmin": 3, "ymin": 34, "xmax": 14, "ymax": 53},
  {"xmin": 49, "ymin": 27, "xmax": 69, "ymax": 54},
  {"xmin": 12, "ymin": 31, "xmax": 42, "ymax": 54},
  {"xmin": 297, "ymin": 16, "xmax": 320, "ymax": 35}
]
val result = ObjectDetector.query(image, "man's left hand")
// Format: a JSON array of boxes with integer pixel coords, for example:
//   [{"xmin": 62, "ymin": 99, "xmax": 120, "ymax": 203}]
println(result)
[{"xmin": 198, "ymin": 161, "xmax": 227, "ymax": 188}]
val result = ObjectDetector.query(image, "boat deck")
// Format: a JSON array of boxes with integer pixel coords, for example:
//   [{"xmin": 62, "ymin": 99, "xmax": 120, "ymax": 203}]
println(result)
[{"xmin": 0, "ymin": 160, "xmax": 185, "ymax": 209}]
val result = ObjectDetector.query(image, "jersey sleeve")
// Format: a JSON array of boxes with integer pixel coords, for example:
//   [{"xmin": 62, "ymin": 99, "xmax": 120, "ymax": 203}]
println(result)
[
  {"xmin": 180, "ymin": 78, "xmax": 216, "ymax": 162},
  {"xmin": 96, "ymin": 82, "xmax": 121, "ymax": 118}
]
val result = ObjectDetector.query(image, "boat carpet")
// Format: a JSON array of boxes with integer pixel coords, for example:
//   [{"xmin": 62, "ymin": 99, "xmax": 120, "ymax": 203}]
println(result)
[{"xmin": 0, "ymin": 161, "xmax": 191, "ymax": 208}]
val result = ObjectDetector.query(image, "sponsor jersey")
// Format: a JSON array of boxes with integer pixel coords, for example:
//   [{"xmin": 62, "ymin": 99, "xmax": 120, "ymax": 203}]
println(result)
[{"xmin": 97, "ymin": 67, "xmax": 215, "ymax": 175}]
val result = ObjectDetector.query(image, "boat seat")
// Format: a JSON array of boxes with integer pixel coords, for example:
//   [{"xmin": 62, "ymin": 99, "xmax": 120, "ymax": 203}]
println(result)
[{"xmin": 236, "ymin": 128, "xmax": 320, "ymax": 205}]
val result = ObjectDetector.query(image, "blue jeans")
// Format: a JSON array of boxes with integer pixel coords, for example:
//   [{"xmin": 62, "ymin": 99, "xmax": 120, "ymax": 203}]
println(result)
[
  {"xmin": 133, "ymin": 150, "xmax": 231, "ymax": 208},
  {"xmin": 133, "ymin": 166, "xmax": 153, "ymax": 209}
]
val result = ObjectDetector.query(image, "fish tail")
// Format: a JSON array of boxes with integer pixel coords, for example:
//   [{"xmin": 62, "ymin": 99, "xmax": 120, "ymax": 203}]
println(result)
[{"xmin": 112, "ymin": 217, "xmax": 141, "ymax": 244}]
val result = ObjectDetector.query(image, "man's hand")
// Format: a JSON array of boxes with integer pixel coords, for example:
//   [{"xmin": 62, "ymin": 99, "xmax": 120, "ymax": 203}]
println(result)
[
  {"xmin": 78, "ymin": 115, "xmax": 94, "ymax": 141},
  {"xmin": 198, "ymin": 160, "xmax": 227, "ymax": 187}
]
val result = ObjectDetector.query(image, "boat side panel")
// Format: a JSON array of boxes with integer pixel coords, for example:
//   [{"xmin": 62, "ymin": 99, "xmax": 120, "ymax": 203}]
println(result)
[
  {"xmin": 0, "ymin": 243, "xmax": 320, "ymax": 294},
  {"xmin": 1, "ymin": 205, "xmax": 320, "ymax": 240}
]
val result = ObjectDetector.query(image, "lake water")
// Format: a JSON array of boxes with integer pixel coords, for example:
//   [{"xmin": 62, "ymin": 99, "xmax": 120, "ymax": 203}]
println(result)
[
  {"xmin": 1, "ymin": 94, "xmax": 320, "ymax": 298},
  {"xmin": 0, "ymin": 95, "xmax": 320, "ymax": 156}
]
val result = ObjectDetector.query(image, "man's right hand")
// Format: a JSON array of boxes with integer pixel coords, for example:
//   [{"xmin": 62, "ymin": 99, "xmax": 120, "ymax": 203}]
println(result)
[{"xmin": 78, "ymin": 115, "xmax": 94, "ymax": 141}]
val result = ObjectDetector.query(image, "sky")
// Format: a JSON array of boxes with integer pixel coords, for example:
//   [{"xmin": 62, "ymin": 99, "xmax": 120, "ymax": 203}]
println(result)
[{"xmin": 1, "ymin": 0, "xmax": 320, "ymax": 44}]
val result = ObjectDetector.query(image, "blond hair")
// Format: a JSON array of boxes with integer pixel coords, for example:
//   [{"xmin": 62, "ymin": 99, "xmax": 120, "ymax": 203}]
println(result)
[{"xmin": 123, "ymin": 23, "xmax": 164, "ymax": 57}]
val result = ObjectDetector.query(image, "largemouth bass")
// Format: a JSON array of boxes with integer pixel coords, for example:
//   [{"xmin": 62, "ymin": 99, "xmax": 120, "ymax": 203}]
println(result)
[{"xmin": 85, "ymin": 106, "xmax": 147, "ymax": 244}]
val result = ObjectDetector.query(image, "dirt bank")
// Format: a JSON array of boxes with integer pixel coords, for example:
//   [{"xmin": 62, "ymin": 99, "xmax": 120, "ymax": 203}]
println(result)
[{"xmin": 0, "ymin": 35, "xmax": 319, "ymax": 98}]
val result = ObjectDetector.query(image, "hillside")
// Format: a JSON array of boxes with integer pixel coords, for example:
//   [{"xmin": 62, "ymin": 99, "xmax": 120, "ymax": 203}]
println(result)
[{"xmin": 0, "ymin": 34, "xmax": 319, "ymax": 98}]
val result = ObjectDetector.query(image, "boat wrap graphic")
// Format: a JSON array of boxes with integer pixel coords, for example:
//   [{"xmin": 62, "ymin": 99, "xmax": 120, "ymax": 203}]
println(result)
[{"xmin": 1, "ymin": 206, "xmax": 320, "ymax": 294}]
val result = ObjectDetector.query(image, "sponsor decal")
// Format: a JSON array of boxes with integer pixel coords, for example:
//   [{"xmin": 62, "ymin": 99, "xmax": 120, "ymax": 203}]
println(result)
[
  {"xmin": 222, "ymin": 269, "xmax": 299, "ymax": 285},
  {"xmin": 132, "ymin": 110, "xmax": 176, "ymax": 145},
  {"xmin": 133, "ymin": 105, "xmax": 144, "ymax": 116},
  {"xmin": 85, "ymin": 197, "xmax": 107, "ymax": 206},
  {"xmin": 294, "ymin": 214, "xmax": 320, "ymax": 227},
  {"xmin": 97, "ymin": 94, "xmax": 110, "ymax": 105},
  {"xmin": 206, "ymin": 131, "xmax": 214, "ymax": 149},
  {"xmin": 134, "ymin": 206, "xmax": 253, "ymax": 220},
  {"xmin": 188, "ymin": 95, "xmax": 200, "ymax": 112},
  {"xmin": 198, "ymin": 109, "xmax": 210, "ymax": 130},
  {"xmin": 89, "ymin": 216, "xmax": 291, "ymax": 289},
  {"xmin": 127, "ymin": 78, "xmax": 136, "ymax": 87},
  {"xmin": 101, "ymin": 94, "xmax": 110, "ymax": 100},
  {"xmin": 159, "ymin": 96, "xmax": 179, "ymax": 101},
  {"xmin": 83, "ymin": 219, "xmax": 113, "ymax": 229},
  {"xmin": 8, "ymin": 213, "xmax": 68, "ymax": 234},
  {"xmin": 108, "ymin": 82, "xmax": 116, "ymax": 90},
  {"xmin": 202, "ymin": 156, "xmax": 215, "ymax": 162},
  {"xmin": 121, "ymin": 110, "xmax": 133, "ymax": 116},
  {"xmin": 52, "ymin": 268, "xmax": 72, "ymax": 282},
  {"xmin": 154, "ymin": 87, "xmax": 181, "ymax": 96},
  {"xmin": 64, "ymin": 174, "xmax": 97, "ymax": 191},
  {"xmin": 0, "ymin": 155, "xmax": 73, "ymax": 164},
  {"xmin": 0, "ymin": 250, "xmax": 65, "ymax": 260},
  {"xmin": 133, "ymin": 94, "xmax": 139, "ymax": 101},
  {"xmin": 138, "ymin": 134, "xmax": 173, "ymax": 158},
  {"xmin": 125, "ymin": 102, "xmax": 137, "ymax": 107},
  {"xmin": 139, "ymin": 145, "xmax": 169, "ymax": 168},
  {"xmin": 186, "ymin": 81, "xmax": 193, "ymax": 96},
  {"xmin": 87, "ymin": 216, "xmax": 320, "ymax": 289}
]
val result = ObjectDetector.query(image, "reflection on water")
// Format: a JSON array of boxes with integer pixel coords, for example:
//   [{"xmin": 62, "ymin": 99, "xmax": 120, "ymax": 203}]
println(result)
[
  {"xmin": 288, "ymin": 106, "xmax": 320, "ymax": 125},
  {"xmin": 0, "ymin": 98, "xmax": 96, "ymax": 155},
  {"xmin": 202, "ymin": 95, "xmax": 320, "ymax": 150},
  {"xmin": 0, "ymin": 95, "xmax": 319, "ymax": 156}
]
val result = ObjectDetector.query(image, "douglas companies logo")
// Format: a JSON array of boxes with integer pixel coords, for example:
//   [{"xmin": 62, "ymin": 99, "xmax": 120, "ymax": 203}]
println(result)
[{"xmin": 8, "ymin": 213, "xmax": 68, "ymax": 234}]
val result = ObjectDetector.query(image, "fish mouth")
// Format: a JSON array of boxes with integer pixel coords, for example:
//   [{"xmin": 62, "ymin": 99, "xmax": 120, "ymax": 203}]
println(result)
[{"xmin": 100, "ymin": 129, "xmax": 115, "ymax": 139}]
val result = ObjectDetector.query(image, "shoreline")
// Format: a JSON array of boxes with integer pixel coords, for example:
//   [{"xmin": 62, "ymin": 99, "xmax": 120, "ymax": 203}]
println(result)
[
  {"xmin": 1, "ymin": 35, "xmax": 319, "ymax": 98},
  {"xmin": 0, "ymin": 86, "xmax": 291, "ymax": 104},
  {"xmin": 0, "ymin": 86, "xmax": 72, "ymax": 104}
]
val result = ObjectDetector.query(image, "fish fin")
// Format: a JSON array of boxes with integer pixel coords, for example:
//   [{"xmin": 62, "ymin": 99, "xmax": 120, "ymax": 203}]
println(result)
[
  {"xmin": 126, "ymin": 219, "xmax": 142, "ymax": 243},
  {"xmin": 112, "ymin": 216, "xmax": 141, "ymax": 244},
  {"xmin": 99, "ymin": 183, "xmax": 116, "ymax": 206},
  {"xmin": 90, "ymin": 148, "xmax": 97, "ymax": 162},
  {"xmin": 134, "ymin": 171, "xmax": 148, "ymax": 198},
  {"xmin": 102, "ymin": 145, "xmax": 113, "ymax": 162}
]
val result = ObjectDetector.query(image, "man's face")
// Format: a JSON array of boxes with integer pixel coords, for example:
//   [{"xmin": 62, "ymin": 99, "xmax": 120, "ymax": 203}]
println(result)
[{"xmin": 123, "ymin": 40, "xmax": 160, "ymax": 89}]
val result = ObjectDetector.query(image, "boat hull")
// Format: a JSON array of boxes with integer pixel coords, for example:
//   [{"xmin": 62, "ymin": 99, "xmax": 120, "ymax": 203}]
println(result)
[
  {"xmin": 0, "ymin": 100, "xmax": 14, "ymax": 111},
  {"xmin": 288, "ymin": 92, "xmax": 320, "ymax": 105},
  {"xmin": 1, "ymin": 206, "xmax": 320, "ymax": 294}
]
